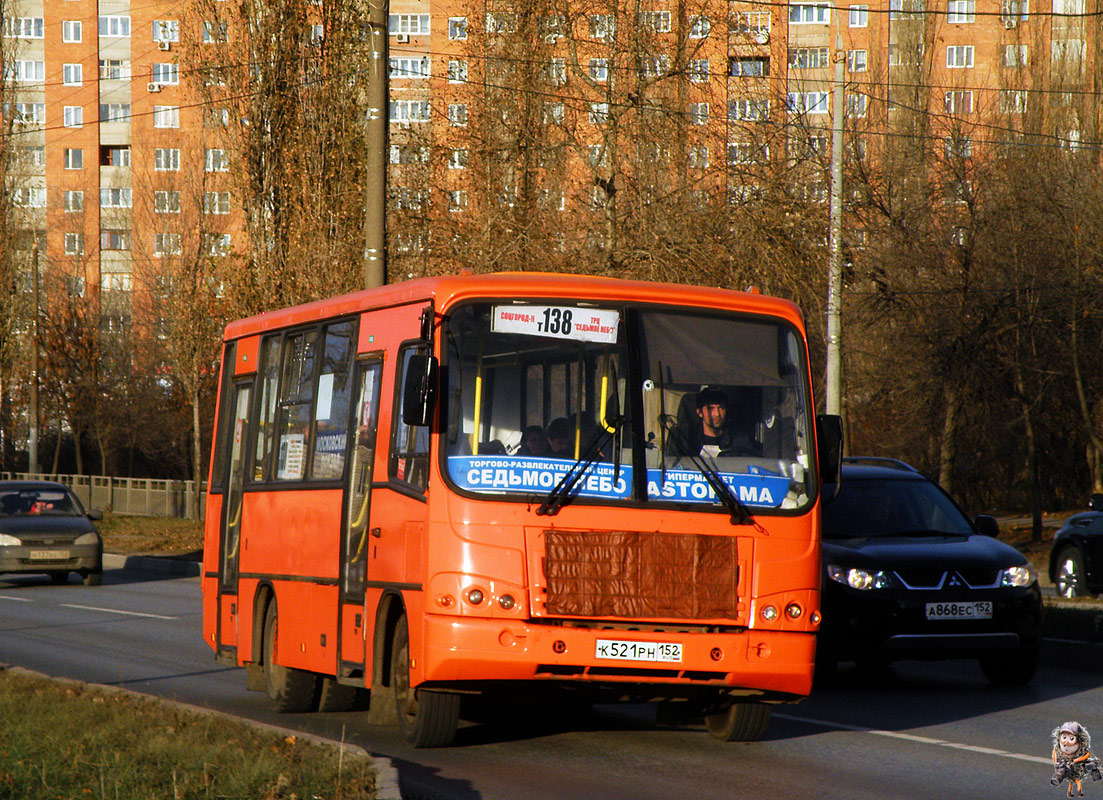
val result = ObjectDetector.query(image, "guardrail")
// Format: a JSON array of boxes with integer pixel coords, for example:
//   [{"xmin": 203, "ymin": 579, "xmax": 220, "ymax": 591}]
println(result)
[{"xmin": 0, "ymin": 473, "xmax": 206, "ymax": 520}]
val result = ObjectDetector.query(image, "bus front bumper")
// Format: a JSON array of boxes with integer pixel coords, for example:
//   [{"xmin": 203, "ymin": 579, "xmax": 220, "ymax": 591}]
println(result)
[{"xmin": 419, "ymin": 615, "xmax": 814, "ymax": 697}]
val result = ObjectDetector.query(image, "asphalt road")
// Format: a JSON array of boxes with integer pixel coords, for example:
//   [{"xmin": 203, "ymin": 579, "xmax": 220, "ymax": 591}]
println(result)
[{"xmin": 0, "ymin": 563, "xmax": 1094, "ymax": 800}]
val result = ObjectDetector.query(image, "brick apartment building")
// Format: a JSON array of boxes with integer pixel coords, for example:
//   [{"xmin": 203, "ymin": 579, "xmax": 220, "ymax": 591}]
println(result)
[{"xmin": 2, "ymin": 0, "xmax": 1095, "ymax": 306}]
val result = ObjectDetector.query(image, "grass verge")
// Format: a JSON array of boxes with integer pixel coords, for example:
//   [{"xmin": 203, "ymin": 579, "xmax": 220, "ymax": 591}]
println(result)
[
  {"xmin": 0, "ymin": 668, "xmax": 376, "ymax": 800},
  {"xmin": 95, "ymin": 514, "xmax": 204, "ymax": 558}
]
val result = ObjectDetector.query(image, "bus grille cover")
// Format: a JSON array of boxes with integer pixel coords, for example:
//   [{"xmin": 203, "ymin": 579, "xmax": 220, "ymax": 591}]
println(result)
[{"xmin": 542, "ymin": 530, "xmax": 738, "ymax": 619}]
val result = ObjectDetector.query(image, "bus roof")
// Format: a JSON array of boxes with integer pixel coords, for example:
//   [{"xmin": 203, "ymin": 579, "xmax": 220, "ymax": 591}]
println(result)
[{"xmin": 222, "ymin": 272, "xmax": 805, "ymax": 341}]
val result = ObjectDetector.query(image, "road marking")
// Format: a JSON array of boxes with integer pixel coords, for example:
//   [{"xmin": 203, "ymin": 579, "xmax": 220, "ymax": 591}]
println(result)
[
  {"xmin": 0, "ymin": 595, "xmax": 34, "ymax": 602},
  {"xmin": 60, "ymin": 604, "xmax": 177, "ymax": 620},
  {"xmin": 775, "ymin": 713, "xmax": 1050, "ymax": 764}
]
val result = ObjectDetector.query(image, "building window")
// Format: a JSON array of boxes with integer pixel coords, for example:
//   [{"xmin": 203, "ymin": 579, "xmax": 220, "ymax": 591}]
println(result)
[
  {"xmin": 589, "ymin": 102, "xmax": 610, "ymax": 124},
  {"xmin": 12, "ymin": 187, "xmax": 47, "ymax": 208},
  {"xmin": 448, "ymin": 149, "xmax": 467, "ymax": 170},
  {"xmin": 99, "ymin": 59, "xmax": 130, "ymax": 79},
  {"xmin": 730, "ymin": 57, "xmax": 769, "ymax": 77},
  {"xmin": 389, "ymin": 13, "xmax": 430, "ymax": 35},
  {"xmin": 999, "ymin": 90, "xmax": 1028, "ymax": 113},
  {"xmin": 4, "ymin": 17, "xmax": 44, "ymax": 37},
  {"xmin": 100, "ymin": 230, "xmax": 131, "ymax": 251},
  {"xmin": 689, "ymin": 103, "xmax": 709, "ymax": 125},
  {"xmin": 204, "ymin": 234, "xmax": 231, "ymax": 256},
  {"xmin": 638, "ymin": 11, "xmax": 672, "ymax": 31},
  {"xmin": 589, "ymin": 58, "xmax": 609, "ymax": 82},
  {"xmin": 638, "ymin": 55, "xmax": 670, "ymax": 78},
  {"xmin": 100, "ymin": 188, "xmax": 132, "ymax": 208},
  {"xmin": 98, "ymin": 16, "xmax": 130, "ymax": 37},
  {"xmin": 544, "ymin": 102, "xmax": 565, "ymax": 124},
  {"xmin": 64, "ymin": 190, "xmax": 84, "ymax": 211},
  {"xmin": 547, "ymin": 58, "xmax": 567, "ymax": 86},
  {"xmin": 204, "ymin": 191, "xmax": 231, "ymax": 214},
  {"xmin": 448, "ymin": 17, "xmax": 467, "ymax": 40},
  {"xmin": 101, "ymin": 272, "xmax": 132, "ymax": 291},
  {"xmin": 7, "ymin": 102, "xmax": 45, "ymax": 125},
  {"xmin": 20, "ymin": 146, "xmax": 45, "ymax": 167},
  {"xmin": 390, "ymin": 100, "xmax": 430, "ymax": 123},
  {"xmin": 62, "ymin": 20, "xmax": 81, "ymax": 42},
  {"xmin": 154, "ymin": 106, "xmax": 180, "ymax": 128},
  {"xmin": 390, "ymin": 56, "xmax": 430, "ymax": 79},
  {"xmin": 63, "ymin": 105, "xmax": 83, "ymax": 127},
  {"xmin": 945, "ymin": 135, "xmax": 972, "ymax": 158},
  {"xmin": 589, "ymin": 14, "xmax": 615, "ymax": 39},
  {"xmin": 448, "ymin": 104, "xmax": 468, "ymax": 127},
  {"xmin": 485, "ymin": 12, "xmax": 516, "ymax": 33},
  {"xmin": 847, "ymin": 93, "xmax": 869, "ymax": 117},
  {"xmin": 789, "ymin": 47, "xmax": 830, "ymax": 69},
  {"xmin": 389, "ymin": 145, "xmax": 428, "ymax": 164},
  {"xmin": 689, "ymin": 59, "xmax": 710, "ymax": 83},
  {"xmin": 947, "ymin": 0, "xmax": 975, "ymax": 21},
  {"xmin": 729, "ymin": 98, "xmax": 770, "ymax": 121},
  {"xmin": 64, "ymin": 148, "xmax": 83, "ymax": 169},
  {"xmin": 728, "ymin": 142, "xmax": 769, "ymax": 165},
  {"xmin": 448, "ymin": 190, "xmax": 467, "ymax": 212},
  {"xmin": 202, "ymin": 21, "xmax": 228, "ymax": 42},
  {"xmin": 64, "ymin": 233, "xmax": 84, "ymax": 255},
  {"xmin": 153, "ymin": 20, "xmax": 179, "ymax": 41},
  {"xmin": 205, "ymin": 149, "xmax": 228, "ymax": 171},
  {"xmin": 99, "ymin": 103, "xmax": 131, "ymax": 122},
  {"xmin": 62, "ymin": 63, "xmax": 82, "ymax": 85},
  {"xmin": 1052, "ymin": 39, "xmax": 1086, "ymax": 61},
  {"xmin": 154, "ymin": 191, "xmax": 181, "ymax": 213},
  {"xmin": 9, "ymin": 60, "xmax": 45, "ymax": 82},
  {"xmin": 154, "ymin": 148, "xmax": 181, "ymax": 170},
  {"xmin": 944, "ymin": 90, "xmax": 974, "ymax": 114},
  {"xmin": 155, "ymin": 233, "xmax": 182, "ymax": 256},
  {"xmin": 688, "ymin": 146, "xmax": 709, "ymax": 169},
  {"xmin": 1001, "ymin": 0, "xmax": 1029, "ymax": 21},
  {"xmin": 890, "ymin": 0, "xmax": 926, "ymax": 17},
  {"xmin": 689, "ymin": 15, "xmax": 711, "ymax": 37},
  {"xmin": 448, "ymin": 60, "xmax": 467, "ymax": 83},
  {"xmin": 1004, "ymin": 44, "xmax": 1028, "ymax": 67},
  {"xmin": 787, "ymin": 91, "xmax": 830, "ymax": 114},
  {"xmin": 946, "ymin": 45, "xmax": 974, "ymax": 68},
  {"xmin": 848, "ymin": 50, "xmax": 868, "ymax": 72},
  {"xmin": 789, "ymin": 3, "xmax": 830, "ymax": 23},
  {"xmin": 849, "ymin": 5, "xmax": 869, "ymax": 26},
  {"xmin": 151, "ymin": 63, "xmax": 179, "ymax": 84}
]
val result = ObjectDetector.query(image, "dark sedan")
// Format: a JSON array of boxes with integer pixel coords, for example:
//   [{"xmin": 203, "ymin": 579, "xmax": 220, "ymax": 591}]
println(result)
[
  {"xmin": 1049, "ymin": 494, "xmax": 1103, "ymax": 598},
  {"xmin": 0, "ymin": 481, "xmax": 103, "ymax": 585},
  {"xmin": 818, "ymin": 459, "xmax": 1042, "ymax": 686}
]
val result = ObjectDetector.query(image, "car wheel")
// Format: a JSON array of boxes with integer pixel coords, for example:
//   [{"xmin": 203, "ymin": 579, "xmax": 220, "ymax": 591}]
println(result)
[
  {"xmin": 704, "ymin": 701, "xmax": 771, "ymax": 742},
  {"xmin": 82, "ymin": 570, "xmax": 102, "ymax": 587},
  {"xmin": 1055, "ymin": 548, "xmax": 1088, "ymax": 598},
  {"xmin": 391, "ymin": 616, "xmax": 460, "ymax": 747},
  {"xmin": 49, "ymin": 571, "xmax": 69, "ymax": 584},
  {"xmin": 979, "ymin": 646, "xmax": 1039, "ymax": 687},
  {"xmin": 262, "ymin": 602, "xmax": 318, "ymax": 712}
]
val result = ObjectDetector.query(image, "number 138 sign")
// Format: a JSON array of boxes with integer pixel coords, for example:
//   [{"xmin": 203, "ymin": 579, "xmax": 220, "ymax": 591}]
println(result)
[{"xmin": 492, "ymin": 305, "xmax": 620, "ymax": 344}]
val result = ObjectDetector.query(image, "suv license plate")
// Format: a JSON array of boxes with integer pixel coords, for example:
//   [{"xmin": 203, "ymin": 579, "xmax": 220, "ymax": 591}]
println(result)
[
  {"xmin": 925, "ymin": 601, "xmax": 992, "ymax": 620},
  {"xmin": 595, "ymin": 639, "xmax": 683, "ymax": 663},
  {"xmin": 29, "ymin": 549, "xmax": 70, "ymax": 561}
]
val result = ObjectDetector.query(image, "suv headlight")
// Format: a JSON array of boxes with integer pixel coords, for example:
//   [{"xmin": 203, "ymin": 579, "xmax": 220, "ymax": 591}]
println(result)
[
  {"xmin": 74, "ymin": 532, "xmax": 100, "ymax": 546},
  {"xmin": 827, "ymin": 565, "xmax": 891, "ymax": 590},
  {"xmin": 1002, "ymin": 564, "xmax": 1038, "ymax": 587}
]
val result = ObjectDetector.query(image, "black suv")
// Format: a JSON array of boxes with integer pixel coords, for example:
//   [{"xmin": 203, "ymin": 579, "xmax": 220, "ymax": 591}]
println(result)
[
  {"xmin": 1050, "ymin": 494, "xmax": 1103, "ymax": 598},
  {"xmin": 818, "ymin": 459, "xmax": 1042, "ymax": 685}
]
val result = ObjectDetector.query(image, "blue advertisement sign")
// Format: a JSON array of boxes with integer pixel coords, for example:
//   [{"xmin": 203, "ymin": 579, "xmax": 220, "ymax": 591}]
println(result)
[{"xmin": 447, "ymin": 456, "xmax": 789, "ymax": 508}]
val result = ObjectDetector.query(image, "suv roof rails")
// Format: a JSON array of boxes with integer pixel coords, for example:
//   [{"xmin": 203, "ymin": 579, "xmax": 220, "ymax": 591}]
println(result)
[{"xmin": 841, "ymin": 456, "xmax": 920, "ymax": 473}]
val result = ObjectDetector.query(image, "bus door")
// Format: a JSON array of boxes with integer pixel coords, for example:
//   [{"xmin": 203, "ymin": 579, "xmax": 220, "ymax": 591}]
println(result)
[
  {"xmin": 338, "ymin": 357, "xmax": 383, "ymax": 680},
  {"xmin": 218, "ymin": 381, "xmax": 252, "ymax": 656}
]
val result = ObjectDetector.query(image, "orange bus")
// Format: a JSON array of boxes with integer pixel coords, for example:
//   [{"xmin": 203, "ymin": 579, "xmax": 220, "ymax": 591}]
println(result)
[{"xmin": 201, "ymin": 273, "xmax": 841, "ymax": 747}]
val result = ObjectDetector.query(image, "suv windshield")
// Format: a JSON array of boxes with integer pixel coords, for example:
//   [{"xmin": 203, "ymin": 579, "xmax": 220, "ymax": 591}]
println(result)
[
  {"xmin": 0, "ymin": 488, "xmax": 80, "ymax": 516},
  {"xmin": 822, "ymin": 477, "xmax": 975, "ymax": 539},
  {"xmin": 442, "ymin": 301, "xmax": 815, "ymax": 513}
]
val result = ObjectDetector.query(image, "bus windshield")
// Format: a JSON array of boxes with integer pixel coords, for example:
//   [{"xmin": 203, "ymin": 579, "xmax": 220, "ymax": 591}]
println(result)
[{"xmin": 443, "ymin": 301, "xmax": 815, "ymax": 513}]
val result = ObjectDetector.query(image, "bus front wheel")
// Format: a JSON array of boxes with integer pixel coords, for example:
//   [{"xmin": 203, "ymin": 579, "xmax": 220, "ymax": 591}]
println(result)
[
  {"xmin": 262, "ymin": 602, "xmax": 318, "ymax": 713},
  {"xmin": 391, "ymin": 616, "xmax": 460, "ymax": 747},
  {"xmin": 704, "ymin": 701, "xmax": 771, "ymax": 742}
]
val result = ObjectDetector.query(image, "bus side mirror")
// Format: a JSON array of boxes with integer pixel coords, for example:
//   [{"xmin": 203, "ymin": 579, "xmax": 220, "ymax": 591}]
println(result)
[
  {"xmin": 402, "ymin": 354, "xmax": 439, "ymax": 427},
  {"xmin": 816, "ymin": 414, "xmax": 843, "ymax": 491}
]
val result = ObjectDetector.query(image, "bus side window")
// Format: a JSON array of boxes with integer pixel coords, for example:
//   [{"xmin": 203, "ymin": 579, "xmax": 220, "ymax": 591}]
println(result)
[
  {"xmin": 209, "ymin": 341, "xmax": 237, "ymax": 491},
  {"xmin": 311, "ymin": 320, "xmax": 357, "ymax": 480},
  {"xmin": 274, "ymin": 330, "xmax": 320, "ymax": 481},
  {"xmin": 251, "ymin": 335, "xmax": 281, "ymax": 482},
  {"xmin": 391, "ymin": 345, "xmax": 430, "ymax": 492}
]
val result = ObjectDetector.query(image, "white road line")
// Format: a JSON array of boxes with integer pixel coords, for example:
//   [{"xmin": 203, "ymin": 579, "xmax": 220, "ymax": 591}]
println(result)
[
  {"xmin": 775, "ymin": 713, "xmax": 1050, "ymax": 765},
  {"xmin": 0, "ymin": 595, "xmax": 34, "ymax": 602},
  {"xmin": 59, "ymin": 604, "xmax": 177, "ymax": 620}
]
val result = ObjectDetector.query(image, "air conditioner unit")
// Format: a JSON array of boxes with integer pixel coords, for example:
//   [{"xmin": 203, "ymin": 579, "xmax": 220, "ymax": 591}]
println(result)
[
  {"xmin": 147, "ymin": 82, "xmax": 162, "ymax": 92},
  {"xmin": 157, "ymin": 39, "xmax": 172, "ymax": 51},
  {"xmin": 754, "ymin": 30, "xmax": 770, "ymax": 44},
  {"xmin": 395, "ymin": 33, "xmax": 410, "ymax": 43}
]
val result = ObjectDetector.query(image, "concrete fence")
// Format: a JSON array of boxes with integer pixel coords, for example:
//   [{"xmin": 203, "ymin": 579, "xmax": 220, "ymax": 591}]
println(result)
[{"xmin": 1, "ymin": 473, "xmax": 206, "ymax": 520}]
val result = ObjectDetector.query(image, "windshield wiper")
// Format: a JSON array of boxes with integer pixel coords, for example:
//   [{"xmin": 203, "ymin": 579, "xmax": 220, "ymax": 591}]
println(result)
[
  {"xmin": 659, "ymin": 415, "xmax": 754, "ymax": 526},
  {"xmin": 537, "ymin": 416, "xmax": 625, "ymax": 517}
]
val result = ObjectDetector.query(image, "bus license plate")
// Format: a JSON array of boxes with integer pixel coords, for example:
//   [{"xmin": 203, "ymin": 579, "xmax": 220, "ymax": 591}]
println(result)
[
  {"xmin": 29, "ymin": 550, "xmax": 70, "ymax": 561},
  {"xmin": 595, "ymin": 639, "xmax": 682, "ymax": 663},
  {"xmin": 925, "ymin": 601, "xmax": 992, "ymax": 620}
]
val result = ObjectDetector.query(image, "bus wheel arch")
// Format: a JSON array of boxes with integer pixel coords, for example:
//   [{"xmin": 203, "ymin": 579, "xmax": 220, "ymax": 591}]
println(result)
[
  {"xmin": 259, "ymin": 590, "xmax": 318, "ymax": 712},
  {"xmin": 391, "ymin": 614, "xmax": 460, "ymax": 747}
]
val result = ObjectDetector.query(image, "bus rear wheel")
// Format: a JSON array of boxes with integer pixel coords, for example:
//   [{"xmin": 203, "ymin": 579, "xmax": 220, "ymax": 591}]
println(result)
[
  {"xmin": 704, "ymin": 701, "xmax": 771, "ymax": 742},
  {"xmin": 391, "ymin": 616, "xmax": 460, "ymax": 747},
  {"xmin": 262, "ymin": 602, "xmax": 318, "ymax": 712}
]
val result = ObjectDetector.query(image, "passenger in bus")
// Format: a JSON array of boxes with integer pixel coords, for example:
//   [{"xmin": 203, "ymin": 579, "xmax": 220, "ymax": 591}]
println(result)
[
  {"xmin": 517, "ymin": 425, "xmax": 549, "ymax": 456},
  {"xmin": 546, "ymin": 418, "xmax": 574, "ymax": 457},
  {"xmin": 670, "ymin": 387, "xmax": 761, "ymax": 460}
]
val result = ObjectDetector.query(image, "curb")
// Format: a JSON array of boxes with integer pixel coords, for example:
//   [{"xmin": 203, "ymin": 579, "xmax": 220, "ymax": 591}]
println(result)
[{"xmin": 0, "ymin": 663, "xmax": 402, "ymax": 800}]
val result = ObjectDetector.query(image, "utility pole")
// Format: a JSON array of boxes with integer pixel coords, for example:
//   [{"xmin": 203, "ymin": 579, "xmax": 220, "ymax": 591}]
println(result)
[
  {"xmin": 29, "ymin": 237, "xmax": 40, "ymax": 475},
  {"xmin": 825, "ymin": 36, "xmax": 845, "ymax": 417},
  {"xmin": 362, "ymin": 0, "xmax": 388, "ymax": 289}
]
